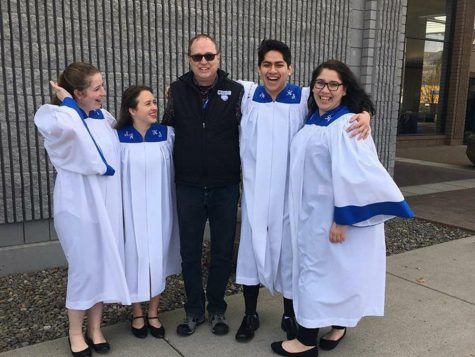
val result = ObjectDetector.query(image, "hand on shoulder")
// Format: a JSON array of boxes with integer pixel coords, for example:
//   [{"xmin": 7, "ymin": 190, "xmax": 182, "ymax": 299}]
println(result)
[{"xmin": 347, "ymin": 111, "xmax": 371, "ymax": 140}]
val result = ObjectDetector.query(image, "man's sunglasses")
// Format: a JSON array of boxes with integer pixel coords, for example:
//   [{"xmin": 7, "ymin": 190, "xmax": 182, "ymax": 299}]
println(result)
[{"xmin": 189, "ymin": 53, "xmax": 218, "ymax": 62}]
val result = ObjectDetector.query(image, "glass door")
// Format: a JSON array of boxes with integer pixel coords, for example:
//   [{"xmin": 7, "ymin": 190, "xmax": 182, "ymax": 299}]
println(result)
[{"xmin": 398, "ymin": 0, "xmax": 454, "ymax": 135}]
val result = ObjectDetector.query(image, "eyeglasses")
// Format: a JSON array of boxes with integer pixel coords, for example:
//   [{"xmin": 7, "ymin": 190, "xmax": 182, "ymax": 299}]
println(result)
[
  {"xmin": 314, "ymin": 79, "xmax": 343, "ymax": 91},
  {"xmin": 189, "ymin": 53, "xmax": 218, "ymax": 62}
]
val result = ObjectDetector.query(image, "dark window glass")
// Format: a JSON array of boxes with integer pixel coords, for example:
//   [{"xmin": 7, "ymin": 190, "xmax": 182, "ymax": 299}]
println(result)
[
  {"xmin": 398, "ymin": 0, "xmax": 454, "ymax": 135},
  {"xmin": 465, "ymin": 19, "xmax": 475, "ymax": 140}
]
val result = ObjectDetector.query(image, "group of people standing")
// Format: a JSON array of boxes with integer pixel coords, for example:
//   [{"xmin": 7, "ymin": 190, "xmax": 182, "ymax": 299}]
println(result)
[{"xmin": 34, "ymin": 34, "xmax": 413, "ymax": 357}]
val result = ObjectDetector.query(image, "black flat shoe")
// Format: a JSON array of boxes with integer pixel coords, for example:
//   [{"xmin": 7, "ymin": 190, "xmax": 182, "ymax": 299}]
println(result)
[
  {"xmin": 271, "ymin": 341, "xmax": 318, "ymax": 357},
  {"xmin": 131, "ymin": 315, "xmax": 148, "ymax": 338},
  {"xmin": 235, "ymin": 313, "xmax": 260, "ymax": 342},
  {"xmin": 319, "ymin": 327, "xmax": 346, "ymax": 350},
  {"xmin": 85, "ymin": 333, "xmax": 111, "ymax": 354},
  {"xmin": 68, "ymin": 337, "xmax": 91, "ymax": 357},
  {"xmin": 147, "ymin": 316, "xmax": 165, "ymax": 338},
  {"xmin": 281, "ymin": 315, "xmax": 298, "ymax": 340}
]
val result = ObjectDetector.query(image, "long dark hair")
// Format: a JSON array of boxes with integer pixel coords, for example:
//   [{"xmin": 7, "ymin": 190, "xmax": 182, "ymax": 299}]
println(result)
[
  {"xmin": 116, "ymin": 85, "xmax": 154, "ymax": 129},
  {"xmin": 308, "ymin": 59, "xmax": 375, "ymax": 117},
  {"xmin": 51, "ymin": 62, "xmax": 100, "ymax": 105}
]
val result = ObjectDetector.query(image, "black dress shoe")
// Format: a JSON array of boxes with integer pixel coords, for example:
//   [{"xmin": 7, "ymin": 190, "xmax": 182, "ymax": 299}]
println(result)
[
  {"xmin": 131, "ymin": 315, "xmax": 148, "ymax": 338},
  {"xmin": 235, "ymin": 313, "xmax": 260, "ymax": 342},
  {"xmin": 147, "ymin": 316, "xmax": 165, "ymax": 338},
  {"xmin": 319, "ymin": 327, "xmax": 346, "ymax": 350},
  {"xmin": 271, "ymin": 341, "xmax": 318, "ymax": 357},
  {"xmin": 85, "ymin": 333, "xmax": 111, "ymax": 354},
  {"xmin": 281, "ymin": 315, "xmax": 298, "ymax": 340},
  {"xmin": 68, "ymin": 337, "xmax": 91, "ymax": 357}
]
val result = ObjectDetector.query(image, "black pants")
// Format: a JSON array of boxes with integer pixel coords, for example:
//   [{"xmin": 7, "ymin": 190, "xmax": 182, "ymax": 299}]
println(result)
[
  {"xmin": 297, "ymin": 325, "xmax": 345, "ymax": 346},
  {"xmin": 243, "ymin": 284, "xmax": 295, "ymax": 317},
  {"xmin": 176, "ymin": 183, "xmax": 239, "ymax": 316},
  {"xmin": 297, "ymin": 325, "xmax": 319, "ymax": 346}
]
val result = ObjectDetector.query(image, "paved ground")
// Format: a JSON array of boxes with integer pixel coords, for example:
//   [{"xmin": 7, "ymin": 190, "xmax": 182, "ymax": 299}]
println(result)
[
  {"xmin": 394, "ymin": 160, "xmax": 475, "ymax": 187},
  {"xmin": 394, "ymin": 145, "xmax": 475, "ymax": 232},
  {"xmin": 396, "ymin": 145, "xmax": 473, "ymax": 168},
  {"xmin": 403, "ymin": 188, "xmax": 475, "ymax": 231},
  {"xmin": 2, "ymin": 145, "xmax": 475, "ymax": 357},
  {"xmin": 2, "ymin": 237, "xmax": 474, "ymax": 357}
]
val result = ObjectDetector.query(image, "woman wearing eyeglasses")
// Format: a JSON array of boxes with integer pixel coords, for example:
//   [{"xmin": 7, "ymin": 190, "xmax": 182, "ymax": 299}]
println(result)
[{"xmin": 271, "ymin": 60, "xmax": 413, "ymax": 357}]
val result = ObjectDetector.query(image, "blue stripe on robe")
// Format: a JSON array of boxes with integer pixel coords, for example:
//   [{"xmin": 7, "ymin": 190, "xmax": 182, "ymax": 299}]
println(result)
[
  {"xmin": 306, "ymin": 105, "xmax": 350, "ymax": 127},
  {"xmin": 334, "ymin": 200, "xmax": 414, "ymax": 225},
  {"xmin": 117, "ymin": 123, "xmax": 168, "ymax": 143},
  {"xmin": 60, "ymin": 98, "xmax": 115, "ymax": 176},
  {"xmin": 252, "ymin": 83, "xmax": 302, "ymax": 104}
]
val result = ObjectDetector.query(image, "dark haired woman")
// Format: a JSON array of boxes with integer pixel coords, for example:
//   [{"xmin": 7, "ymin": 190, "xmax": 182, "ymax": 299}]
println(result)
[
  {"xmin": 271, "ymin": 60, "xmax": 413, "ymax": 357},
  {"xmin": 116, "ymin": 85, "xmax": 180, "ymax": 339},
  {"xmin": 34, "ymin": 62, "xmax": 130, "ymax": 356}
]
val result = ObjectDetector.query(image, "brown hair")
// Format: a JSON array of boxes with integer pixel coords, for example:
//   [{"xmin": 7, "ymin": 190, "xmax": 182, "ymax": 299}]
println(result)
[
  {"xmin": 116, "ymin": 85, "xmax": 154, "ymax": 130},
  {"xmin": 187, "ymin": 34, "xmax": 220, "ymax": 56},
  {"xmin": 51, "ymin": 62, "xmax": 100, "ymax": 105}
]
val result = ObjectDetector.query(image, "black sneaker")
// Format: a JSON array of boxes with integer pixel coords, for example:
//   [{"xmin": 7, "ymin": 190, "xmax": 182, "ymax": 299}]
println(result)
[
  {"xmin": 235, "ymin": 313, "xmax": 260, "ymax": 342},
  {"xmin": 176, "ymin": 314, "xmax": 205, "ymax": 336},
  {"xmin": 281, "ymin": 315, "xmax": 298, "ymax": 340},
  {"xmin": 209, "ymin": 313, "xmax": 229, "ymax": 335}
]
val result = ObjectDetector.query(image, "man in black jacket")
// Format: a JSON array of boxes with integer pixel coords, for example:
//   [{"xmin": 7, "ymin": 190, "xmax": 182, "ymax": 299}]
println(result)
[{"xmin": 162, "ymin": 34, "xmax": 244, "ymax": 337}]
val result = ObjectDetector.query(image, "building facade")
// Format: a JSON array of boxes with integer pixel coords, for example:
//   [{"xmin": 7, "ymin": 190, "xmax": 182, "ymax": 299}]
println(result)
[{"xmin": 0, "ymin": 0, "xmax": 407, "ymax": 275}]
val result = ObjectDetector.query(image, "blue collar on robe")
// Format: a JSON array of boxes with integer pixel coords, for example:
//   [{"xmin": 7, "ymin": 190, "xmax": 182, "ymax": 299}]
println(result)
[
  {"xmin": 306, "ymin": 105, "xmax": 350, "ymax": 126},
  {"xmin": 59, "ymin": 98, "xmax": 114, "ymax": 176},
  {"xmin": 252, "ymin": 83, "xmax": 302, "ymax": 104},
  {"xmin": 60, "ymin": 97, "xmax": 105, "ymax": 119},
  {"xmin": 117, "ymin": 123, "xmax": 168, "ymax": 143}
]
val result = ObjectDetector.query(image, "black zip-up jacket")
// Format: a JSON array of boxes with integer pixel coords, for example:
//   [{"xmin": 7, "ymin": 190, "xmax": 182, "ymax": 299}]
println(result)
[{"xmin": 162, "ymin": 69, "xmax": 244, "ymax": 187}]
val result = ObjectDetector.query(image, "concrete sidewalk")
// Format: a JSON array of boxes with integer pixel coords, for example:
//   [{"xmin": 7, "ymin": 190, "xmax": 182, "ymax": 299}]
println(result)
[
  {"xmin": 394, "ymin": 146, "xmax": 475, "ymax": 231},
  {"xmin": 3, "ymin": 236, "xmax": 475, "ymax": 357}
]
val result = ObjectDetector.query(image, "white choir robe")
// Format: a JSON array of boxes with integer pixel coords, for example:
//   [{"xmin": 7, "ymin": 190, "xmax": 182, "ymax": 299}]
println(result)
[
  {"xmin": 117, "ymin": 124, "xmax": 181, "ymax": 303},
  {"xmin": 34, "ymin": 98, "xmax": 130, "ymax": 310},
  {"xmin": 289, "ymin": 106, "xmax": 413, "ymax": 328},
  {"xmin": 236, "ymin": 81, "xmax": 309, "ymax": 297}
]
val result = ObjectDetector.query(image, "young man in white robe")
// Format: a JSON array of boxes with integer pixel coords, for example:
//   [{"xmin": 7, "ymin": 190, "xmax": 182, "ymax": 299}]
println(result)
[{"xmin": 235, "ymin": 40, "xmax": 371, "ymax": 342}]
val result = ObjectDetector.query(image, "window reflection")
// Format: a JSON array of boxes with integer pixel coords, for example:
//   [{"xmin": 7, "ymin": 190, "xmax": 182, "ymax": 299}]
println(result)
[
  {"xmin": 465, "ymin": 18, "xmax": 475, "ymax": 139},
  {"xmin": 398, "ymin": 0, "xmax": 453, "ymax": 135},
  {"xmin": 399, "ymin": 39, "xmax": 443, "ymax": 134}
]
